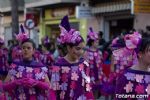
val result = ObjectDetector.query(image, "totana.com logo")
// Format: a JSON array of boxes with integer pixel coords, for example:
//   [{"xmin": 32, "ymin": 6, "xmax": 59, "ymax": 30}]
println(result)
[{"xmin": 116, "ymin": 94, "xmax": 149, "ymax": 99}]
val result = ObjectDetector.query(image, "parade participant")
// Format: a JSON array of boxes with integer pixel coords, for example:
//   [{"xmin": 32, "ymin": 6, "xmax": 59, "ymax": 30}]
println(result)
[
  {"xmin": 99, "ymin": 32, "xmax": 141, "ymax": 99},
  {"xmin": 115, "ymin": 37, "xmax": 150, "ymax": 100},
  {"xmin": 53, "ymin": 38, "xmax": 67, "ymax": 60},
  {"xmin": 111, "ymin": 32, "xmax": 141, "ymax": 80},
  {"xmin": 3, "ymin": 38, "xmax": 55, "ymax": 100},
  {"xmin": 40, "ymin": 35, "xmax": 54, "ymax": 67},
  {"xmin": 84, "ymin": 27, "xmax": 103, "ymax": 98},
  {"xmin": 50, "ymin": 15, "xmax": 93, "ymax": 100},
  {"xmin": 39, "ymin": 36, "xmax": 54, "ymax": 77},
  {"xmin": 11, "ymin": 24, "xmax": 29, "ymax": 62},
  {"xmin": 0, "ymin": 37, "xmax": 8, "ymax": 81}
]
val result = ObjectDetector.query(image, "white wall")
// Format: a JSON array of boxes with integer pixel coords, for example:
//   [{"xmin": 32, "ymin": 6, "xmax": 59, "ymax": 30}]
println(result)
[
  {"xmin": 87, "ymin": 16, "xmax": 99, "ymax": 33},
  {"xmin": 134, "ymin": 13, "xmax": 150, "ymax": 31}
]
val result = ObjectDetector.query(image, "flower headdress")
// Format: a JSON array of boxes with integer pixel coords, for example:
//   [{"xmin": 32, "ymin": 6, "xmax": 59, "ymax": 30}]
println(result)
[
  {"xmin": 87, "ymin": 27, "xmax": 98, "ymax": 42},
  {"xmin": 15, "ymin": 24, "xmax": 29, "ymax": 42},
  {"xmin": 57, "ymin": 15, "xmax": 82, "ymax": 45},
  {"xmin": 43, "ymin": 35, "xmax": 50, "ymax": 45},
  {"xmin": 111, "ymin": 32, "xmax": 141, "ymax": 50},
  {"xmin": 0, "ymin": 36, "xmax": 4, "ymax": 45},
  {"xmin": 124, "ymin": 31, "xmax": 141, "ymax": 49},
  {"xmin": 111, "ymin": 37, "xmax": 126, "ymax": 50},
  {"xmin": 109, "ymin": 32, "xmax": 142, "ymax": 83}
]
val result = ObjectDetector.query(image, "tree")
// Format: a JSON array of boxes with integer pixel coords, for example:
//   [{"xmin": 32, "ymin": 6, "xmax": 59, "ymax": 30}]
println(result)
[{"xmin": 10, "ymin": 0, "xmax": 19, "ymax": 38}]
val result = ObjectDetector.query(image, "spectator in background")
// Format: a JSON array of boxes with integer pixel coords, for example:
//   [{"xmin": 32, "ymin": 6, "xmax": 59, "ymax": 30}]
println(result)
[
  {"xmin": 7, "ymin": 40, "xmax": 13, "ymax": 50},
  {"xmin": 98, "ymin": 31, "xmax": 106, "ymax": 51}
]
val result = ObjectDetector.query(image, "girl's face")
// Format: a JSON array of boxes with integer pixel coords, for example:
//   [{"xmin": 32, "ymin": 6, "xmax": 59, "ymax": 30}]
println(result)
[
  {"xmin": 22, "ymin": 42, "xmax": 35, "ymax": 60},
  {"xmin": 68, "ymin": 42, "xmax": 85, "ymax": 60},
  {"xmin": 93, "ymin": 39, "xmax": 99, "ymax": 48}
]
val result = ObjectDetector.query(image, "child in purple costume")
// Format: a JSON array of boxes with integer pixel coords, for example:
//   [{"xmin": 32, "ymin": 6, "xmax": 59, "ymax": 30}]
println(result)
[
  {"xmin": 115, "ymin": 37, "xmax": 150, "ymax": 100},
  {"xmin": 50, "ymin": 16, "xmax": 94, "ymax": 100},
  {"xmin": 3, "ymin": 39, "xmax": 55, "ymax": 100}
]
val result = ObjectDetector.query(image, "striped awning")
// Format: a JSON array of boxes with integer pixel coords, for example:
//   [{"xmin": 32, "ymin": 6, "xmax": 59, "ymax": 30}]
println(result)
[{"xmin": 92, "ymin": 2, "xmax": 131, "ymax": 14}]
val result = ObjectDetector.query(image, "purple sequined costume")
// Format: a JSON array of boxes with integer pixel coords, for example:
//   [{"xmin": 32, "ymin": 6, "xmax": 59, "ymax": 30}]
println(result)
[
  {"xmin": 50, "ymin": 57, "xmax": 94, "ymax": 100},
  {"xmin": 4, "ymin": 59, "xmax": 52, "ymax": 100},
  {"xmin": 40, "ymin": 52, "xmax": 53, "ymax": 66},
  {"xmin": 115, "ymin": 68, "xmax": 150, "ymax": 100},
  {"xmin": 39, "ymin": 52, "xmax": 54, "ymax": 78},
  {"xmin": 84, "ymin": 49, "xmax": 103, "ymax": 89},
  {"xmin": 11, "ymin": 45, "xmax": 22, "ymax": 62}
]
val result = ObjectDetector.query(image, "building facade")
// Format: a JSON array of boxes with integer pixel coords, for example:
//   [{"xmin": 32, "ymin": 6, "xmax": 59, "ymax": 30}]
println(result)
[
  {"xmin": 25, "ymin": 0, "xmax": 91, "ymax": 44},
  {"xmin": 1, "ymin": 0, "xmax": 150, "ymax": 46},
  {"xmin": 91, "ymin": 0, "xmax": 150, "ymax": 41}
]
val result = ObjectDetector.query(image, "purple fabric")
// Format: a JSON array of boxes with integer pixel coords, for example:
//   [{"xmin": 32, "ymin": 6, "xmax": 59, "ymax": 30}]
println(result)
[
  {"xmin": 12, "ymin": 45, "xmax": 22, "ymax": 62},
  {"xmin": 40, "ymin": 52, "xmax": 54, "ymax": 66},
  {"xmin": 60, "ymin": 15, "xmax": 70, "ymax": 32},
  {"xmin": 20, "ymin": 24, "xmax": 25, "ymax": 34},
  {"xmin": 3, "ymin": 81, "xmax": 16, "ymax": 93},
  {"xmin": 51, "ymin": 57, "xmax": 93, "ymax": 99},
  {"xmin": 115, "ymin": 69, "xmax": 150, "ymax": 100},
  {"xmin": 55, "ymin": 57, "xmax": 84, "ymax": 66},
  {"xmin": 4, "ymin": 59, "xmax": 50, "ymax": 100},
  {"xmin": 84, "ymin": 49, "xmax": 103, "ymax": 89},
  {"xmin": 13, "ymin": 58, "xmax": 44, "ymax": 68},
  {"xmin": 4, "ymin": 78, "xmax": 49, "ymax": 90}
]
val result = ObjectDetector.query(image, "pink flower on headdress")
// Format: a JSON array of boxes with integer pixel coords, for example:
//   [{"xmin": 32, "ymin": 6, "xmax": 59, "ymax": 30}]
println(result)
[
  {"xmin": 124, "ymin": 32, "xmax": 141, "ymax": 49},
  {"xmin": 15, "ymin": 33, "xmax": 29, "ymax": 42},
  {"xmin": 16, "ymin": 24, "xmax": 29, "ymax": 42},
  {"xmin": 87, "ymin": 27, "xmax": 98, "ymax": 42},
  {"xmin": 69, "ymin": 29, "xmax": 81, "ymax": 44},
  {"xmin": 111, "ymin": 37, "xmax": 120, "ymax": 48},
  {"xmin": 58, "ymin": 16, "xmax": 82, "ymax": 44},
  {"xmin": 59, "ymin": 25, "xmax": 82, "ymax": 44},
  {"xmin": 58, "ymin": 25, "xmax": 68, "ymax": 44}
]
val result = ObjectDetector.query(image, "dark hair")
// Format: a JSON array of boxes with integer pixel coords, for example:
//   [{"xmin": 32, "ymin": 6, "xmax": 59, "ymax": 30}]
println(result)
[
  {"xmin": 43, "ymin": 43, "xmax": 51, "ymax": 51},
  {"xmin": 139, "ymin": 37, "xmax": 150, "ymax": 53},
  {"xmin": 87, "ymin": 39, "xmax": 94, "ymax": 47},
  {"xmin": 111, "ymin": 37, "xmax": 126, "ymax": 48},
  {"xmin": 21, "ymin": 39, "xmax": 36, "ymax": 49},
  {"xmin": 57, "ymin": 44, "xmax": 67, "ymax": 56},
  {"xmin": 99, "ymin": 31, "xmax": 103, "ymax": 37}
]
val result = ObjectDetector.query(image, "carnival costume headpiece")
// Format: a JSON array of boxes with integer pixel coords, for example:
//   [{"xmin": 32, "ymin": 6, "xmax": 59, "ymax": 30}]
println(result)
[
  {"xmin": 15, "ymin": 24, "xmax": 29, "ymax": 42},
  {"xmin": 43, "ymin": 35, "xmax": 50, "ymax": 45},
  {"xmin": 0, "ymin": 36, "xmax": 4, "ymax": 44},
  {"xmin": 87, "ymin": 27, "xmax": 98, "ymax": 42},
  {"xmin": 124, "ymin": 31, "xmax": 141, "ymax": 49},
  {"xmin": 112, "ymin": 32, "xmax": 141, "ymax": 57},
  {"xmin": 57, "ymin": 15, "xmax": 82, "ymax": 45},
  {"xmin": 109, "ymin": 32, "xmax": 142, "ymax": 83},
  {"xmin": 111, "ymin": 37, "xmax": 125, "ymax": 49}
]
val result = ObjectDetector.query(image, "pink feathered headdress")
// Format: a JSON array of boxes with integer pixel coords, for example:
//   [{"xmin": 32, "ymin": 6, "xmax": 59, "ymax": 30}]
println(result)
[
  {"xmin": 15, "ymin": 24, "xmax": 29, "ymax": 42},
  {"xmin": 57, "ymin": 16, "xmax": 82, "ymax": 45},
  {"xmin": 87, "ymin": 27, "xmax": 98, "ymax": 42},
  {"xmin": 124, "ymin": 31, "xmax": 141, "ymax": 49}
]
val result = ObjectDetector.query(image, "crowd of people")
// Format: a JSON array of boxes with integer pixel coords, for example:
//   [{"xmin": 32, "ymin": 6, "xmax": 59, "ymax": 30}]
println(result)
[{"xmin": 0, "ymin": 15, "xmax": 149, "ymax": 100}]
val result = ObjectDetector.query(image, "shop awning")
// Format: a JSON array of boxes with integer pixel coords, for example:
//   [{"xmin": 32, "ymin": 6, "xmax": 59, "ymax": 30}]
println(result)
[
  {"xmin": 25, "ymin": 0, "xmax": 81, "ymax": 8},
  {"xmin": 92, "ymin": 2, "xmax": 131, "ymax": 14}
]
